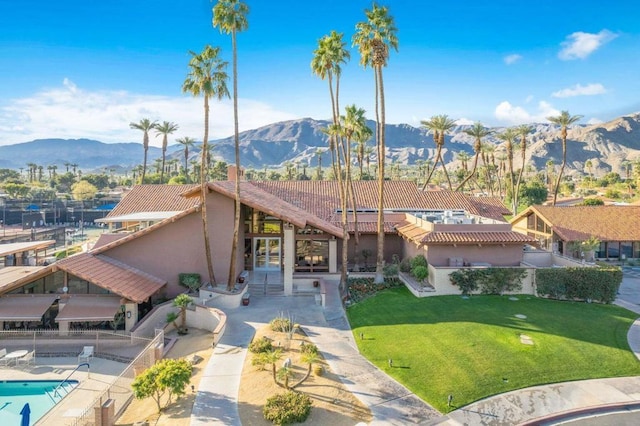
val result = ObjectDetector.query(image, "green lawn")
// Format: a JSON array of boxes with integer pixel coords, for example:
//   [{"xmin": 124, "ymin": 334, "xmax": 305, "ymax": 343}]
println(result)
[{"xmin": 346, "ymin": 287, "xmax": 640, "ymax": 413}]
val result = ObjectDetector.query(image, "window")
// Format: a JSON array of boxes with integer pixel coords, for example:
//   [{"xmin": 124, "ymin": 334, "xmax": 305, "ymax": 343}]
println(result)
[{"xmin": 295, "ymin": 240, "xmax": 329, "ymax": 272}]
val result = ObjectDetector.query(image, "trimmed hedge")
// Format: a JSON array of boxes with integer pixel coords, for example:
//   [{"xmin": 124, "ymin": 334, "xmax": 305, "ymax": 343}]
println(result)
[
  {"xmin": 536, "ymin": 266, "xmax": 622, "ymax": 303},
  {"xmin": 449, "ymin": 268, "xmax": 527, "ymax": 295}
]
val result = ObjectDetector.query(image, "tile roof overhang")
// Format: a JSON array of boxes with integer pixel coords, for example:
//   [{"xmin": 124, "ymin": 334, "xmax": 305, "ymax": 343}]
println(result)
[
  {"xmin": 421, "ymin": 231, "xmax": 537, "ymax": 245},
  {"xmin": 0, "ymin": 266, "xmax": 51, "ymax": 295},
  {"xmin": 55, "ymin": 253, "xmax": 166, "ymax": 303},
  {"xmin": 205, "ymin": 181, "xmax": 343, "ymax": 237},
  {"xmin": 96, "ymin": 211, "xmax": 184, "ymax": 223},
  {"xmin": 106, "ymin": 184, "xmax": 200, "ymax": 218},
  {"xmin": 511, "ymin": 205, "xmax": 640, "ymax": 242},
  {"xmin": 0, "ymin": 294, "xmax": 58, "ymax": 321},
  {"xmin": 0, "ymin": 240, "xmax": 56, "ymax": 257},
  {"xmin": 56, "ymin": 295, "xmax": 123, "ymax": 322},
  {"xmin": 395, "ymin": 219, "xmax": 431, "ymax": 245}
]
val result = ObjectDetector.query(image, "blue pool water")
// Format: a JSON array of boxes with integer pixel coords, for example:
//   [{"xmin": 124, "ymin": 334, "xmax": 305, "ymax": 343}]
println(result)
[{"xmin": 0, "ymin": 380, "xmax": 79, "ymax": 424}]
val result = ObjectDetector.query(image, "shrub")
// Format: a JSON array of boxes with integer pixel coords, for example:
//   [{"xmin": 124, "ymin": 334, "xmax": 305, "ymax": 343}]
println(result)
[
  {"xmin": 399, "ymin": 257, "xmax": 412, "ymax": 273},
  {"xmin": 449, "ymin": 269, "xmax": 480, "ymax": 295},
  {"xmin": 410, "ymin": 254, "xmax": 428, "ymax": 270},
  {"xmin": 347, "ymin": 277, "xmax": 403, "ymax": 303},
  {"xmin": 300, "ymin": 342, "xmax": 318, "ymax": 355},
  {"xmin": 249, "ymin": 336, "xmax": 273, "ymax": 354},
  {"xmin": 270, "ymin": 316, "xmax": 293, "ymax": 333},
  {"xmin": 383, "ymin": 263, "xmax": 398, "ymax": 277},
  {"xmin": 263, "ymin": 391, "xmax": 312, "ymax": 425},
  {"xmin": 178, "ymin": 273, "xmax": 201, "ymax": 291},
  {"xmin": 536, "ymin": 266, "xmax": 622, "ymax": 303},
  {"xmin": 412, "ymin": 265, "xmax": 428, "ymax": 282}
]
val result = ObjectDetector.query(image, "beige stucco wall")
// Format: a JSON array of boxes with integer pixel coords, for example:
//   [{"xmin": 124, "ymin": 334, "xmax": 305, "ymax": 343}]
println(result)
[
  {"xmin": 426, "ymin": 244, "xmax": 524, "ymax": 267},
  {"xmin": 342, "ymin": 233, "xmax": 404, "ymax": 267},
  {"xmin": 428, "ymin": 264, "xmax": 536, "ymax": 296},
  {"xmin": 104, "ymin": 191, "xmax": 243, "ymax": 297}
]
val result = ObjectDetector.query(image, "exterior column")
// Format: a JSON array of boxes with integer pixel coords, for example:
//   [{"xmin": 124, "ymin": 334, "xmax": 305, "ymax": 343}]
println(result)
[
  {"xmin": 58, "ymin": 321, "xmax": 70, "ymax": 336},
  {"xmin": 329, "ymin": 238, "xmax": 337, "ymax": 273},
  {"xmin": 283, "ymin": 224, "xmax": 294, "ymax": 296},
  {"xmin": 124, "ymin": 302, "xmax": 138, "ymax": 332}
]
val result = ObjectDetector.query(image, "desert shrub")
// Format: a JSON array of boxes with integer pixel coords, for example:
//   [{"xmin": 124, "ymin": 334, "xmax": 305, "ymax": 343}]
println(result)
[
  {"xmin": 178, "ymin": 273, "xmax": 201, "ymax": 291},
  {"xmin": 270, "ymin": 316, "xmax": 293, "ymax": 333},
  {"xmin": 412, "ymin": 265, "xmax": 428, "ymax": 282},
  {"xmin": 410, "ymin": 254, "xmax": 428, "ymax": 270},
  {"xmin": 249, "ymin": 336, "xmax": 273, "ymax": 354},
  {"xmin": 300, "ymin": 342, "xmax": 318, "ymax": 355},
  {"xmin": 449, "ymin": 269, "xmax": 479, "ymax": 295},
  {"xmin": 383, "ymin": 263, "xmax": 398, "ymax": 277},
  {"xmin": 399, "ymin": 257, "xmax": 412, "ymax": 273},
  {"xmin": 263, "ymin": 391, "xmax": 312, "ymax": 425}
]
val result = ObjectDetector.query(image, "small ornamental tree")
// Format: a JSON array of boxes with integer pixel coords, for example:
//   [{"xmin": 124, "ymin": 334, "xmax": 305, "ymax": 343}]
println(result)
[
  {"xmin": 173, "ymin": 294, "xmax": 193, "ymax": 334},
  {"xmin": 131, "ymin": 358, "xmax": 193, "ymax": 412}
]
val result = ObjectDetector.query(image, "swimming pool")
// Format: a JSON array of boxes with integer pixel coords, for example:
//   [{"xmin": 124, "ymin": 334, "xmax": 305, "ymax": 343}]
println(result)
[{"xmin": 0, "ymin": 380, "xmax": 78, "ymax": 424}]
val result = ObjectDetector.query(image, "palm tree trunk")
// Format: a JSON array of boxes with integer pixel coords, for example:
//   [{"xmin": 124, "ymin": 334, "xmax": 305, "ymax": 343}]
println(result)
[
  {"xmin": 456, "ymin": 153, "xmax": 479, "ymax": 192},
  {"xmin": 553, "ymin": 136, "xmax": 567, "ymax": 206},
  {"xmin": 375, "ymin": 65, "xmax": 385, "ymax": 284},
  {"xmin": 228, "ymin": 29, "xmax": 241, "ymax": 291},
  {"xmin": 202, "ymin": 96, "xmax": 216, "ymax": 285},
  {"xmin": 514, "ymin": 144, "xmax": 526, "ymax": 215},
  {"xmin": 422, "ymin": 147, "xmax": 440, "ymax": 190}
]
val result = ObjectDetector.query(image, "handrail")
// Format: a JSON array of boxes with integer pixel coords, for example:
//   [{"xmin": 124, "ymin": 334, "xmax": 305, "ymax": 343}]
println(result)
[{"xmin": 53, "ymin": 362, "xmax": 89, "ymax": 397}]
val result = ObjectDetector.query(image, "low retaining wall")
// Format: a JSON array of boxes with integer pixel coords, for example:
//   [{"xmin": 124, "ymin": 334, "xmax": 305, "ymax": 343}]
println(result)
[
  {"xmin": 428, "ymin": 264, "xmax": 536, "ymax": 296},
  {"xmin": 199, "ymin": 284, "xmax": 248, "ymax": 309},
  {"xmin": 293, "ymin": 276, "xmax": 326, "ymax": 306}
]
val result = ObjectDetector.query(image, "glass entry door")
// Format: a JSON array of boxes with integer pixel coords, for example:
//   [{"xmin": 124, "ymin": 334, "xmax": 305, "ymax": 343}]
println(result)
[{"xmin": 254, "ymin": 237, "xmax": 281, "ymax": 270}]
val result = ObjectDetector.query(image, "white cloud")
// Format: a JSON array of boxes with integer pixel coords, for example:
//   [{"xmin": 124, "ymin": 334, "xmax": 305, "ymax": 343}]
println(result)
[
  {"xmin": 455, "ymin": 118, "xmax": 474, "ymax": 125},
  {"xmin": 558, "ymin": 29, "xmax": 617, "ymax": 60},
  {"xmin": 494, "ymin": 100, "xmax": 560, "ymax": 125},
  {"xmin": 0, "ymin": 79, "xmax": 297, "ymax": 146},
  {"xmin": 552, "ymin": 83, "xmax": 607, "ymax": 98},
  {"xmin": 503, "ymin": 54, "xmax": 522, "ymax": 65},
  {"xmin": 587, "ymin": 117, "xmax": 604, "ymax": 125}
]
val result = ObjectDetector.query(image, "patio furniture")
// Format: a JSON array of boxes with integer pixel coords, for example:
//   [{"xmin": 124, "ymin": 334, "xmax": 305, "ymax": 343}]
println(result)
[
  {"xmin": 0, "ymin": 348, "xmax": 8, "ymax": 367},
  {"xmin": 16, "ymin": 350, "xmax": 35, "ymax": 366},
  {"xmin": 78, "ymin": 346, "xmax": 94, "ymax": 363},
  {"xmin": 4, "ymin": 349, "xmax": 28, "ymax": 366}
]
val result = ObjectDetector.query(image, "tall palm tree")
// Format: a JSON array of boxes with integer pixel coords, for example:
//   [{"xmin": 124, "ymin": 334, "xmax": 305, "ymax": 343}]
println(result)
[
  {"xmin": 213, "ymin": 0, "xmax": 249, "ymax": 291},
  {"xmin": 312, "ymin": 30, "xmax": 350, "ymax": 286},
  {"xmin": 176, "ymin": 137, "xmax": 196, "ymax": 182},
  {"xmin": 182, "ymin": 45, "xmax": 230, "ymax": 287},
  {"xmin": 547, "ymin": 111, "xmax": 582, "ymax": 205},
  {"xmin": 312, "ymin": 30, "xmax": 350, "ymax": 179},
  {"xmin": 497, "ymin": 128, "xmax": 518, "ymax": 207},
  {"xmin": 155, "ymin": 121, "xmax": 179, "ymax": 184},
  {"xmin": 513, "ymin": 124, "xmax": 533, "ymax": 214},
  {"xmin": 421, "ymin": 114, "xmax": 456, "ymax": 190},
  {"xmin": 342, "ymin": 105, "xmax": 372, "ymax": 273},
  {"xmin": 457, "ymin": 122, "xmax": 492, "ymax": 192},
  {"xmin": 353, "ymin": 4, "xmax": 398, "ymax": 284},
  {"xmin": 129, "ymin": 118, "xmax": 158, "ymax": 184}
]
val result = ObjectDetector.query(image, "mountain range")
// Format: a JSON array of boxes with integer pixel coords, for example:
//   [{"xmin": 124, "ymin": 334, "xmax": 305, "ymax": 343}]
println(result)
[{"xmin": 1, "ymin": 113, "xmax": 639, "ymax": 176}]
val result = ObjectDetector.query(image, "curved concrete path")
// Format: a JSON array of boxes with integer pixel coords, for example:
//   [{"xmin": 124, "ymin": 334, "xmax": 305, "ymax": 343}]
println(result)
[{"xmin": 192, "ymin": 270, "xmax": 640, "ymax": 426}]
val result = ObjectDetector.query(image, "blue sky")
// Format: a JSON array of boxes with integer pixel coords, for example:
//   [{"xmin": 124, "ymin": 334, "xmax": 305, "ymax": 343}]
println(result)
[{"xmin": 1, "ymin": 0, "xmax": 639, "ymax": 146}]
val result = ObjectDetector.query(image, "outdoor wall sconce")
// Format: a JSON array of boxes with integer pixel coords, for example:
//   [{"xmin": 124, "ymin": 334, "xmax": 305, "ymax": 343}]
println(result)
[{"xmin": 126, "ymin": 311, "xmax": 131, "ymax": 319}]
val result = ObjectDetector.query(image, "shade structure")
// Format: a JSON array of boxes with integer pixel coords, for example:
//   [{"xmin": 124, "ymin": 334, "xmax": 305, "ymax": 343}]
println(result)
[
  {"xmin": 56, "ymin": 295, "xmax": 123, "ymax": 322},
  {"xmin": 0, "ymin": 294, "xmax": 57, "ymax": 321}
]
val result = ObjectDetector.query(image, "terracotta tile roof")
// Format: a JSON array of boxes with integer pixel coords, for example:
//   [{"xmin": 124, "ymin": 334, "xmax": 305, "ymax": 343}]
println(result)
[
  {"xmin": 0, "ymin": 267, "xmax": 51, "ymax": 295},
  {"xmin": 395, "ymin": 219, "xmax": 430, "ymax": 245},
  {"xmin": 106, "ymin": 184, "xmax": 199, "ymax": 218},
  {"xmin": 207, "ymin": 181, "xmax": 343, "ymax": 237},
  {"xmin": 91, "ymin": 233, "xmax": 129, "ymax": 250},
  {"xmin": 513, "ymin": 205, "xmax": 640, "ymax": 242},
  {"xmin": 252, "ymin": 181, "xmax": 499, "ymax": 221},
  {"xmin": 329, "ymin": 212, "xmax": 407, "ymax": 233},
  {"xmin": 465, "ymin": 197, "xmax": 510, "ymax": 222},
  {"xmin": 55, "ymin": 253, "xmax": 166, "ymax": 303},
  {"xmin": 421, "ymin": 231, "xmax": 536, "ymax": 245}
]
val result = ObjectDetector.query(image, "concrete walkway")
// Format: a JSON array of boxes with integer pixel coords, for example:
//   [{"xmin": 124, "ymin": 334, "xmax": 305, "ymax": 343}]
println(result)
[{"xmin": 192, "ymin": 270, "xmax": 640, "ymax": 426}]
